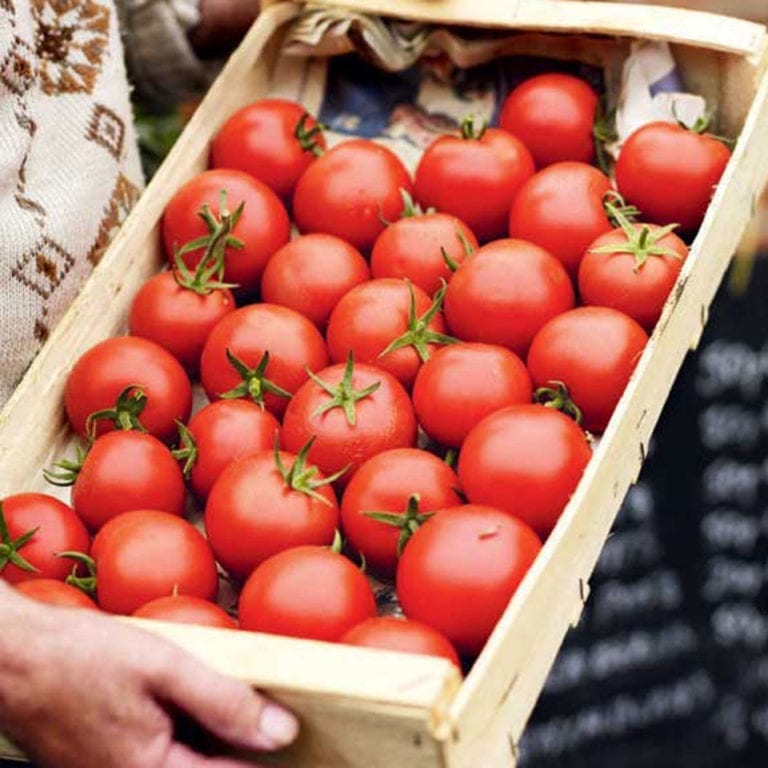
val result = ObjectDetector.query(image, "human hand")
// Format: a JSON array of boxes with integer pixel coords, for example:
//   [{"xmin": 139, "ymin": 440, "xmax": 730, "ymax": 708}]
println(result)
[
  {"xmin": 0, "ymin": 583, "xmax": 298, "ymax": 767},
  {"xmin": 190, "ymin": 1, "xmax": 262, "ymax": 57}
]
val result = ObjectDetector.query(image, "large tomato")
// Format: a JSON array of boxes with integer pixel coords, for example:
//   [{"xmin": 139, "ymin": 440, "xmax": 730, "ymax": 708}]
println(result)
[
  {"xmin": 15, "ymin": 579, "xmax": 98, "ymax": 611},
  {"xmin": 615, "ymin": 121, "xmax": 731, "ymax": 232},
  {"xmin": 397, "ymin": 505, "xmax": 542, "ymax": 657},
  {"xmin": 412, "ymin": 343, "xmax": 533, "ymax": 448},
  {"xmin": 293, "ymin": 139, "xmax": 413, "ymax": 252},
  {"xmin": 508, "ymin": 161, "xmax": 613, "ymax": 275},
  {"xmin": 340, "ymin": 448, "xmax": 462, "ymax": 577},
  {"xmin": 210, "ymin": 99, "xmax": 326, "ymax": 202},
  {"xmin": 162, "ymin": 169, "xmax": 290, "ymax": 295},
  {"xmin": 0, "ymin": 494, "xmax": 90, "ymax": 585},
  {"xmin": 414, "ymin": 118, "xmax": 535, "ymax": 242},
  {"xmin": 261, "ymin": 234, "xmax": 370, "ymax": 329},
  {"xmin": 64, "ymin": 336, "xmax": 192, "ymax": 444},
  {"xmin": 133, "ymin": 595, "xmax": 237, "ymax": 630},
  {"xmin": 499, "ymin": 73, "xmax": 598, "ymax": 168},
  {"xmin": 239, "ymin": 546, "xmax": 377, "ymax": 641},
  {"xmin": 200, "ymin": 304, "xmax": 329, "ymax": 418},
  {"xmin": 527, "ymin": 307, "xmax": 649, "ymax": 433},
  {"xmin": 458, "ymin": 405, "xmax": 592, "ymax": 538},
  {"xmin": 282, "ymin": 358, "xmax": 418, "ymax": 483},
  {"xmin": 443, "ymin": 239, "xmax": 574, "ymax": 356},
  {"xmin": 204, "ymin": 445, "xmax": 340, "ymax": 581}
]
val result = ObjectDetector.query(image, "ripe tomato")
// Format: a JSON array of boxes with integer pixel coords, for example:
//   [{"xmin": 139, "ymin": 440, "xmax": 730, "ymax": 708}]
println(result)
[
  {"xmin": 443, "ymin": 239, "xmax": 574, "ymax": 357},
  {"xmin": 527, "ymin": 307, "xmax": 649, "ymax": 433},
  {"xmin": 178, "ymin": 399, "xmax": 280, "ymax": 500},
  {"xmin": 499, "ymin": 73, "xmax": 598, "ymax": 168},
  {"xmin": 326, "ymin": 278, "xmax": 454, "ymax": 390},
  {"xmin": 0, "ymin": 494, "xmax": 90, "ymax": 584},
  {"xmin": 282, "ymin": 357, "xmax": 417, "ymax": 483},
  {"xmin": 89, "ymin": 510, "xmax": 218, "ymax": 615},
  {"xmin": 128, "ymin": 270, "xmax": 235, "ymax": 374},
  {"xmin": 458, "ymin": 405, "xmax": 591, "ymax": 538},
  {"xmin": 341, "ymin": 617, "xmax": 461, "ymax": 668},
  {"xmin": 239, "ymin": 546, "xmax": 376, "ymax": 641},
  {"xmin": 293, "ymin": 139, "xmax": 413, "ymax": 252},
  {"xmin": 65, "ymin": 336, "xmax": 192, "ymax": 444},
  {"xmin": 578, "ymin": 221, "xmax": 688, "ymax": 330},
  {"xmin": 15, "ymin": 579, "xmax": 98, "ymax": 611},
  {"xmin": 615, "ymin": 121, "xmax": 731, "ymax": 232},
  {"xmin": 200, "ymin": 304, "xmax": 329, "ymax": 418},
  {"xmin": 133, "ymin": 595, "xmax": 237, "ymax": 629},
  {"xmin": 412, "ymin": 343, "xmax": 533, "ymax": 448},
  {"xmin": 340, "ymin": 448, "xmax": 462, "ymax": 577},
  {"xmin": 70, "ymin": 431, "xmax": 186, "ymax": 531},
  {"xmin": 397, "ymin": 505, "xmax": 541, "ymax": 657},
  {"xmin": 204, "ymin": 445, "xmax": 340, "ymax": 581},
  {"xmin": 508, "ymin": 161, "xmax": 613, "ymax": 275},
  {"xmin": 162, "ymin": 169, "xmax": 290, "ymax": 295},
  {"xmin": 414, "ymin": 118, "xmax": 535, "ymax": 242},
  {"xmin": 261, "ymin": 234, "xmax": 370, "ymax": 329},
  {"xmin": 370, "ymin": 202, "xmax": 478, "ymax": 294},
  {"xmin": 211, "ymin": 99, "xmax": 326, "ymax": 202}
]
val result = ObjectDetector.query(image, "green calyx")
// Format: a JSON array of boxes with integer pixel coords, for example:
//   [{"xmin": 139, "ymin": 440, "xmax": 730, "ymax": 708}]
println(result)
[
  {"xmin": 309, "ymin": 352, "xmax": 380, "ymax": 427},
  {"xmin": 602, "ymin": 190, "xmax": 641, "ymax": 227},
  {"xmin": 378, "ymin": 280, "xmax": 458, "ymax": 364},
  {"xmin": 672, "ymin": 104, "xmax": 734, "ymax": 148},
  {"xmin": 85, "ymin": 385, "xmax": 148, "ymax": 441},
  {"xmin": 0, "ymin": 502, "xmax": 39, "ymax": 575},
  {"xmin": 398, "ymin": 188, "xmax": 434, "ymax": 219},
  {"xmin": 295, "ymin": 113, "xmax": 326, "ymax": 158},
  {"xmin": 460, "ymin": 114, "xmax": 488, "ymax": 141},
  {"xmin": 58, "ymin": 551, "xmax": 97, "ymax": 595},
  {"xmin": 592, "ymin": 96, "xmax": 618, "ymax": 175},
  {"xmin": 363, "ymin": 494, "xmax": 434, "ymax": 556},
  {"xmin": 274, "ymin": 435, "xmax": 348, "ymax": 505},
  {"xmin": 441, "ymin": 229, "xmax": 476, "ymax": 272},
  {"xmin": 171, "ymin": 420, "xmax": 197, "ymax": 480},
  {"xmin": 220, "ymin": 349, "xmax": 293, "ymax": 408},
  {"xmin": 43, "ymin": 442, "xmax": 90, "ymax": 487},
  {"xmin": 534, "ymin": 380, "xmax": 584, "ymax": 425}
]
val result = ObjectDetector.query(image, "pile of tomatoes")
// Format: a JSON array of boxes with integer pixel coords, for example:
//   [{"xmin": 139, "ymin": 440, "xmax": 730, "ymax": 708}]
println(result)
[{"xmin": 0, "ymin": 72, "xmax": 731, "ymax": 668}]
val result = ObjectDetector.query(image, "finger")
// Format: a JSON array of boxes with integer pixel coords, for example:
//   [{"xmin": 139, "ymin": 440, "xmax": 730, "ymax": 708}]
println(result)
[{"xmin": 164, "ymin": 742, "xmax": 266, "ymax": 768}]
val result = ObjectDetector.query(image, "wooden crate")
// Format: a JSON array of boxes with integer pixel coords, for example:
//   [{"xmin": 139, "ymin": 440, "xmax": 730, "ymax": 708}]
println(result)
[{"xmin": 2, "ymin": 1, "xmax": 768, "ymax": 765}]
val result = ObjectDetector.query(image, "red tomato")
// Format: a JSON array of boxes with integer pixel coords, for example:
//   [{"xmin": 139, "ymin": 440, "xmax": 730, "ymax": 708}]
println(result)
[
  {"xmin": 90, "ymin": 510, "xmax": 218, "ymax": 615},
  {"xmin": 340, "ymin": 448, "xmax": 462, "ymax": 577},
  {"xmin": 200, "ymin": 304, "xmax": 329, "ymax": 418},
  {"xmin": 16, "ymin": 579, "xmax": 98, "ymax": 611},
  {"xmin": 204, "ymin": 446, "xmax": 339, "ymax": 581},
  {"xmin": 341, "ymin": 617, "xmax": 461, "ymax": 668},
  {"xmin": 458, "ymin": 405, "xmax": 591, "ymax": 538},
  {"xmin": 282, "ymin": 358, "xmax": 418, "ymax": 483},
  {"xmin": 128, "ymin": 271, "xmax": 235, "ymax": 374},
  {"xmin": 293, "ymin": 139, "xmax": 413, "ymax": 252},
  {"xmin": 261, "ymin": 234, "xmax": 370, "ymax": 329},
  {"xmin": 508, "ymin": 161, "xmax": 613, "ymax": 275},
  {"xmin": 443, "ymin": 239, "xmax": 574, "ymax": 357},
  {"xmin": 239, "ymin": 546, "xmax": 376, "ymax": 641},
  {"xmin": 615, "ymin": 121, "xmax": 731, "ymax": 232},
  {"xmin": 370, "ymin": 205, "xmax": 478, "ymax": 295},
  {"xmin": 527, "ymin": 307, "xmax": 649, "ymax": 433},
  {"xmin": 326, "ymin": 278, "xmax": 453, "ymax": 390},
  {"xmin": 162, "ymin": 169, "xmax": 290, "ymax": 295},
  {"xmin": 211, "ymin": 99, "xmax": 326, "ymax": 202},
  {"xmin": 578, "ymin": 222, "xmax": 688, "ymax": 330},
  {"xmin": 133, "ymin": 595, "xmax": 237, "ymax": 629},
  {"xmin": 414, "ymin": 119, "xmax": 535, "ymax": 243},
  {"xmin": 180, "ymin": 399, "xmax": 281, "ymax": 500},
  {"xmin": 499, "ymin": 73, "xmax": 598, "ymax": 168},
  {"xmin": 412, "ymin": 343, "xmax": 533, "ymax": 448},
  {"xmin": 71, "ymin": 431, "xmax": 186, "ymax": 531},
  {"xmin": 65, "ymin": 336, "xmax": 192, "ymax": 444},
  {"xmin": 397, "ymin": 505, "xmax": 541, "ymax": 657},
  {"xmin": 0, "ymin": 494, "xmax": 90, "ymax": 585}
]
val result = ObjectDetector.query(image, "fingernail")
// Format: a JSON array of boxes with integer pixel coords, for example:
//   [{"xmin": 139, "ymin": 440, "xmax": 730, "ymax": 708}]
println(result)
[{"xmin": 257, "ymin": 702, "xmax": 300, "ymax": 749}]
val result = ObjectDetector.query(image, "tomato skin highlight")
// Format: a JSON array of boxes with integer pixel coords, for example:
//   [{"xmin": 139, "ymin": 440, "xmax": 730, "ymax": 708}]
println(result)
[
  {"xmin": 499, "ymin": 73, "xmax": 598, "ymax": 168},
  {"xmin": 65, "ymin": 336, "xmax": 192, "ymax": 444},
  {"xmin": 341, "ymin": 616, "xmax": 461, "ymax": 668},
  {"xmin": 458, "ymin": 405, "xmax": 591, "ymax": 538},
  {"xmin": 239, "ymin": 546, "xmax": 377, "ymax": 642},
  {"xmin": 340, "ymin": 448, "xmax": 462, "ymax": 577},
  {"xmin": 443, "ymin": 239, "xmax": 575, "ymax": 357},
  {"xmin": 16, "ymin": 579, "xmax": 99, "ymax": 611},
  {"xmin": 293, "ymin": 139, "xmax": 413, "ymax": 253},
  {"xmin": 397, "ymin": 505, "xmax": 542, "ymax": 657},
  {"xmin": 412, "ymin": 343, "xmax": 533, "ymax": 448},
  {"xmin": 133, "ymin": 595, "xmax": 237, "ymax": 629},
  {"xmin": 527, "ymin": 307, "xmax": 649, "ymax": 434},
  {"xmin": 261, "ymin": 234, "xmax": 370, "ymax": 329}
]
